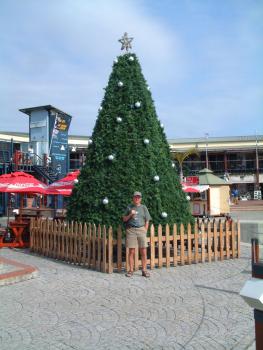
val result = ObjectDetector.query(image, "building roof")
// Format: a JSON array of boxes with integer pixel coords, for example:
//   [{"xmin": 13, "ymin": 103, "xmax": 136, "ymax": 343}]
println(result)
[
  {"xmin": 169, "ymin": 135, "xmax": 263, "ymax": 144},
  {"xmin": 198, "ymin": 168, "xmax": 228, "ymax": 185},
  {"xmin": 0, "ymin": 131, "xmax": 262, "ymax": 151},
  {"xmin": 19, "ymin": 105, "xmax": 74, "ymax": 119}
]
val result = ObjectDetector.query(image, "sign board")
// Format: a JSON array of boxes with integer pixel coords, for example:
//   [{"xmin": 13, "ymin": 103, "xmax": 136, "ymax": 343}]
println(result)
[
  {"xmin": 49, "ymin": 113, "xmax": 72, "ymax": 179},
  {"xmin": 185, "ymin": 176, "xmax": 199, "ymax": 185},
  {"xmin": 254, "ymin": 191, "xmax": 262, "ymax": 200}
]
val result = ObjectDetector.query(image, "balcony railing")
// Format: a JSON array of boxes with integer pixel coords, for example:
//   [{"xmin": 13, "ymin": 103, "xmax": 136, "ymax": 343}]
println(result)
[{"xmin": 182, "ymin": 159, "xmax": 262, "ymax": 176}]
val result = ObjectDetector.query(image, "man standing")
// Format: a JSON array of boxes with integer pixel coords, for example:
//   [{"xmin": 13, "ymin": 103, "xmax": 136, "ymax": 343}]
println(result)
[{"xmin": 123, "ymin": 192, "xmax": 151, "ymax": 278}]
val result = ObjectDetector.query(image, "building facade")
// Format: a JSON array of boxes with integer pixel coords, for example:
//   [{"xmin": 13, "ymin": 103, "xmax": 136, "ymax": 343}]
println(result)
[{"xmin": 1, "ymin": 131, "xmax": 262, "ymax": 199}]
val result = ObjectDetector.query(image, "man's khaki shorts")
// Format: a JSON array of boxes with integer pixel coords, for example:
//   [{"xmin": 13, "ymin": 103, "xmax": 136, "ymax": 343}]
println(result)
[{"xmin": 126, "ymin": 226, "xmax": 147, "ymax": 248}]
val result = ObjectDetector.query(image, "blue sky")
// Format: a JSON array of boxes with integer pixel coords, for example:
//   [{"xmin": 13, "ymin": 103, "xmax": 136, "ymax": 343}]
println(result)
[{"xmin": 0, "ymin": 0, "xmax": 262, "ymax": 138}]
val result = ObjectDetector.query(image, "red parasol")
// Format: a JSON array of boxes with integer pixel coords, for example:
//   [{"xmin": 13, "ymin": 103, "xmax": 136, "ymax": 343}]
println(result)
[
  {"xmin": 46, "ymin": 170, "xmax": 80, "ymax": 196},
  {"xmin": 182, "ymin": 183, "xmax": 209, "ymax": 193},
  {"xmin": 0, "ymin": 172, "xmax": 47, "ymax": 194}
]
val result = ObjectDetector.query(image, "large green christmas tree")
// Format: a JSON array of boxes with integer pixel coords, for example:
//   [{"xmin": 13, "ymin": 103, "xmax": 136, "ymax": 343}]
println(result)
[{"xmin": 67, "ymin": 34, "xmax": 193, "ymax": 228}]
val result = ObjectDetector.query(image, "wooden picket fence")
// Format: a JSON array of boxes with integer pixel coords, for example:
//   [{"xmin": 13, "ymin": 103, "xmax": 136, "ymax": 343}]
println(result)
[{"xmin": 30, "ymin": 218, "xmax": 240, "ymax": 273}]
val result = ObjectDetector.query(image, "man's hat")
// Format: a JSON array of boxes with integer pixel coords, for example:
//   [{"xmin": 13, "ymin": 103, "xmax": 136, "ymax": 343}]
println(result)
[{"xmin": 133, "ymin": 191, "xmax": 142, "ymax": 197}]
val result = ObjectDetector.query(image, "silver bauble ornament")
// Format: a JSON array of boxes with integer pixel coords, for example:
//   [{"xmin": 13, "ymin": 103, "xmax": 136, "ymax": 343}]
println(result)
[
  {"xmin": 161, "ymin": 212, "xmax": 168, "ymax": 218},
  {"xmin": 172, "ymin": 162, "xmax": 175, "ymax": 168},
  {"xmin": 118, "ymin": 81, "xmax": 123, "ymax": 87},
  {"xmin": 129, "ymin": 56, "xmax": 134, "ymax": 61},
  {"xmin": 135, "ymin": 101, "xmax": 141, "ymax": 108},
  {"xmin": 147, "ymin": 86, "xmax": 150, "ymax": 91},
  {"xmin": 99, "ymin": 106, "xmax": 103, "ymax": 111},
  {"xmin": 74, "ymin": 179, "xmax": 79, "ymax": 184},
  {"xmin": 108, "ymin": 154, "xmax": 115, "ymax": 161},
  {"xmin": 116, "ymin": 117, "xmax": 122, "ymax": 123},
  {"xmin": 144, "ymin": 139, "xmax": 150, "ymax": 145},
  {"xmin": 154, "ymin": 175, "xmax": 160, "ymax": 182},
  {"xmin": 114, "ymin": 58, "xmax": 118, "ymax": 63},
  {"xmin": 102, "ymin": 197, "xmax": 109, "ymax": 205},
  {"xmin": 160, "ymin": 123, "xmax": 164, "ymax": 128}
]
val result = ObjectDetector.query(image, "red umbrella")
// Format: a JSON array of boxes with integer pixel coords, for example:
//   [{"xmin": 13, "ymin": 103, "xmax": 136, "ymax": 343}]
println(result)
[
  {"xmin": 182, "ymin": 186, "xmax": 199, "ymax": 193},
  {"xmin": 46, "ymin": 170, "xmax": 79, "ymax": 196},
  {"xmin": 0, "ymin": 172, "xmax": 47, "ymax": 194},
  {"xmin": 46, "ymin": 188, "xmax": 72, "ymax": 196},
  {"xmin": 182, "ymin": 183, "xmax": 209, "ymax": 193}
]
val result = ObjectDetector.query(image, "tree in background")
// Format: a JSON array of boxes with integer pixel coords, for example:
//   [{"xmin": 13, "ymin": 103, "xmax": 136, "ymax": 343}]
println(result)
[
  {"xmin": 67, "ymin": 34, "xmax": 193, "ymax": 228},
  {"xmin": 172, "ymin": 147, "xmax": 200, "ymax": 182}
]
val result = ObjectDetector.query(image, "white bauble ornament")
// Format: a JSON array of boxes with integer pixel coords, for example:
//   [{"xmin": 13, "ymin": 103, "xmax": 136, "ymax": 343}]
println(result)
[
  {"xmin": 108, "ymin": 154, "xmax": 115, "ymax": 161},
  {"xmin": 74, "ymin": 179, "xmax": 79, "ymax": 184},
  {"xmin": 135, "ymin": 101, "xmax": 141, "ymax": 108},
  {"xmin": 161, "ymin": 212, "xmax": 168, "ymax": 218},
  {"xmin": 144, "ymin": 139, "xmax": 150, "ymax": 145},
  {"xmin": 153, "ymin": 175, "xmax": 160, "ymax": 182},
  {"xmin": 88, "ymin": 139, "xmax": 93, "ymax": 144},
  {"xmin": 147, "ymin": 85, "xmax": 150, "ymax": 91},
  {"xmin": 186, "ymin": 195, "xmax": 191, "ymax": 201},
  {"xmin": 160, "ymin": 123, "xmax": 164, "ymax": 128},
  {"xmin": 171, "ymin": 162, "xmax": 175, "ymax": 168},
  {"xmin": 114, "ymin": 58, "xmax": 118, "ymax": 63},
  {"xmin": 116, "ymin": 117, "xmax": 122, "ymax": 123},
  {"xmin": 99, "ymin": 106, "xmax": 103, "ymax": 111},
  {"xmin": 118, "ymin": 81, "xmax": 123, "ymax": 87},
  {"xmin": 129, "ymin": 56, "xmax": 134, "ymax": 61},
  {"xmin": 102, "ymin": 197, "xmax": 109, "ymax": 205}
]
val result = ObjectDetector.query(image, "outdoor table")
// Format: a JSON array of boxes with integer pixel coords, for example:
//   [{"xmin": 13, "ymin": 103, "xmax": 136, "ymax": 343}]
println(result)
[
  {"xmin": 7, "ymin": 219, "xmax": 30, "ymax": 248},
  {"xmin": 20, "ymin": 207, "xmax": 56, "ymax": 219}
]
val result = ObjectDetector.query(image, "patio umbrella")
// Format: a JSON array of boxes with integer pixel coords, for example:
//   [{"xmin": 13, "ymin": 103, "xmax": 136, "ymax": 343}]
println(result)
[
  {"xmin": 182, "ymin": 183, "xmax": 209, "ymax": 193},
  {"xmin": 0, "ymin": 172, "xmax": 47, "ymax": 194},
  {"xmin": 0, "ymin": 172, "xmax": 48, "ymax": 224},
  {"xmin": 46, "ymin": 170, "xmax": 80, "ymax": 196}
]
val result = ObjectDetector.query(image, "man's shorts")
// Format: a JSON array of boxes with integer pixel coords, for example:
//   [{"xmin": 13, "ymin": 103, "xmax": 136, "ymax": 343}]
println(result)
[{"xmin": 126, "ymin": 226, "xmax": 147, "ymax": 248}]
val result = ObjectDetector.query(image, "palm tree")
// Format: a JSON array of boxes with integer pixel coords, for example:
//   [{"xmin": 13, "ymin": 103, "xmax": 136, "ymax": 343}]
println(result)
[{"xmin": 172, "ymin": 147, "xmax": 200, "ymax": 182}]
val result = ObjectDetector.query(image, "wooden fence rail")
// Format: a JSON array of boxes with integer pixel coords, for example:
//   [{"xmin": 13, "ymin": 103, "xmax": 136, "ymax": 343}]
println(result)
[{"xmin": 30, "ymin": 218, "xmax": 240, "ymax": 273}]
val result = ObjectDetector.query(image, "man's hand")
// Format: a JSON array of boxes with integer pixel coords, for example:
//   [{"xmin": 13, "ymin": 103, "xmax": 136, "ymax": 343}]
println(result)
[{"xmin": 123, "ymin": 209, "xmax": 136, "ymax": 222}]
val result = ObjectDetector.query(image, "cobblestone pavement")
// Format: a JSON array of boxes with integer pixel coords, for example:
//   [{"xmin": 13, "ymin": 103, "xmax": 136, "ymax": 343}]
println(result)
[{"xmin": 0, "ymin": 245, "xmax": 255, "ymax": 350}]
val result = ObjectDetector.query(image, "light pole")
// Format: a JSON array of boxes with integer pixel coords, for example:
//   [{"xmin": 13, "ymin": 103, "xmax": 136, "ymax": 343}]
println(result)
[
  {"xmin": 255, "ymin": 132, "xmax": 260, "ymax": 190},
  {"xmin": 205, "ymin": 133, "xmax": 209, "ymax": 168}
]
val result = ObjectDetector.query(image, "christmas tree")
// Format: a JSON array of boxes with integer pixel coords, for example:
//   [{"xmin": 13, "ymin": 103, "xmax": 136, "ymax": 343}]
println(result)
[{"xmin": 67, "ymin": 33, "xmax": 193, "ymax": 228}]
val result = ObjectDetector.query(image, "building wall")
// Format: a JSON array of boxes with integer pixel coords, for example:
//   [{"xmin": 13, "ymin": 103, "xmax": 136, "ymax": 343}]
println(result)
[
  {"xmin": 29, "ymin": 110, "xmax": 49, "ymax": 157},
  {"xmin": 0, "ymin": 131, "xmax": 262, "ymax": 196}
]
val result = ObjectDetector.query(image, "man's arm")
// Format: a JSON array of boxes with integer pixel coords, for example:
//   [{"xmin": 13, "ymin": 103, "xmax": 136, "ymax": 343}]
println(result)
[
  {"xmin": 122, "ymin": 209, "xmax": 136, "ymax": 223},
  {"xmin": 144, "ymin": 221, "xmax": 149, "ymax": 232}
]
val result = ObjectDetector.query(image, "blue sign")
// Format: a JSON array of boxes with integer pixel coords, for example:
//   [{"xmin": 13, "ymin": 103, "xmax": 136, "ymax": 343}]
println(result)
[{"xmin": 49, "ymin": 113, "xmax": 72, "ymax": 178}]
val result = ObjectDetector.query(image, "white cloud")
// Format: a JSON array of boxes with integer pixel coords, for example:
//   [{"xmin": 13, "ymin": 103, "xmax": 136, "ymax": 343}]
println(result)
[
  {"xmin": 0, "ymin": 0, "xmax": 262, "ymax": 138},
  {"xmin": 0, "ymin": 0, "xmax": 186, "ymax": 135}
]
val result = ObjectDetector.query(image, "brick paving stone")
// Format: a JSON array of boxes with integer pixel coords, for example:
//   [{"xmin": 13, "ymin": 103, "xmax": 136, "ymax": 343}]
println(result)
[{"xmin": 0, "ymin": 245, "xmax": 255, "ymax": 350}]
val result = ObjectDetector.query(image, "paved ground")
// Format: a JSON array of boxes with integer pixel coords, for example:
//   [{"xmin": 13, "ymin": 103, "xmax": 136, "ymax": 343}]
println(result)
[
  {"xmin": 230, "ymin": 211, "xmax": 263, "ymax": 221},
  {"xmin": 0, "ymin": 245, "xmax": 255, "ymax": 350}
]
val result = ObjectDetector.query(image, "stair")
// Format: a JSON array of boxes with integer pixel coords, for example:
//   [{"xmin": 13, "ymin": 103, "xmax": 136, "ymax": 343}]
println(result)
[
  {"xmin": 32, "ymin": 165, "xmax": 58, "ymax": 184},
  {"xmin": 230, "ymin": 200, "xmax": 263, "ymax": 211}
]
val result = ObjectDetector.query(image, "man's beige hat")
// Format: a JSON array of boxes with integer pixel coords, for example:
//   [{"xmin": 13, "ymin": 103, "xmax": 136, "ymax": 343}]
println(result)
[{"xmin": 133, "ymin": 191, "xmax": 142, "ymax": 197}]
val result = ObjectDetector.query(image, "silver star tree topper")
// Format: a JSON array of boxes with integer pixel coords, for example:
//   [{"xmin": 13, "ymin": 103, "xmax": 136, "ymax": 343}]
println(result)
[{"xmin": 118, "ymin": 32, "xmax": 133, "ymax": 52}]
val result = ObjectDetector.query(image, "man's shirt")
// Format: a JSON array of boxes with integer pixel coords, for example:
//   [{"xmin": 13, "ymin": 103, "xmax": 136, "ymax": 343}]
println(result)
[{"xmin": 124, "ymin": 204, "xmax": 151, "ymax": 228}]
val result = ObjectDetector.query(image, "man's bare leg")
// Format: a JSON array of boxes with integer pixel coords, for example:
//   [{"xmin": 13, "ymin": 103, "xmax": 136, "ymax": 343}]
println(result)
[
  {"xmin": 128, "ymin": 248, "xmax": 135, "ymax": 272},
  {"xmin": 140, "ymin": 247, "xmax": 150, "ymax": 277},
  {"xmin": 140, "ymin": 247, "xmax": 147, "ymax": 271}
]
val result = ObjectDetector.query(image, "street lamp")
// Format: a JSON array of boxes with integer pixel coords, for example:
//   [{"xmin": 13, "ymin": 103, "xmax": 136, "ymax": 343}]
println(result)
[
  {"xmin": 205, "ymin": 133, "xmax": 209, "ymax": 168},
  {"xmin": 255, "ymin": 132, "xmax": 260, "ymax": 190}
]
